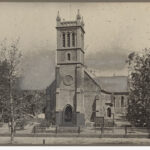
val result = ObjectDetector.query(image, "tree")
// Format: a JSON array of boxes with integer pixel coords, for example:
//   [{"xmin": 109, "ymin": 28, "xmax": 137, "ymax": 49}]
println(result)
[
  {"xmin": 0, "ymin": 39, "xmax": 22, "ymax": 143},
  {"xmin": 127, "ymin": 48, "xmax": 150, "ymax": 127},
  {"xmin": 20, "ymin": 90, "xmax": 46, "ymax": 117},
  {"xmin": 0, "ymin": 60, "xmax": 11, "ymax": 122}
]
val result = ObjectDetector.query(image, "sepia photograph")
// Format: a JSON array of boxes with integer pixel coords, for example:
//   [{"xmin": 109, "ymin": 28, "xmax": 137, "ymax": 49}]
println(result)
[{"xmin": 0, "ymin": 1, "xmax": 150, "ymax": 146}]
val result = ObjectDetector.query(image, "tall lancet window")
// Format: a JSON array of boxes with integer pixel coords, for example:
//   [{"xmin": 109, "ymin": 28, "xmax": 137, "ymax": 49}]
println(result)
[
  {"xmin": 67, "ymin": 53, "xmax": 71, "ymax": 61},
  {"xmin": 63, "ymin": 33, "xmax": 65, "ymax": 47},
  {"xmin": 107, "ymin": 108, "xmax": 111, "ymax": 117},
  {"xmin": 121, "ymin": 96, "xmax": 124, "ymax": 107},
  {"xmin": 67, "ymin": 33, "xmax": 70, "ymax": 47},
  {"xmin": 72, "ymin": 32, "xmax": 75, "ymax": 47}
]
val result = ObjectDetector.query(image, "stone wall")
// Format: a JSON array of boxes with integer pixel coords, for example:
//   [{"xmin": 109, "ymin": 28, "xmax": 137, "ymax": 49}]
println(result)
[
  {"xmin": 84, "ymin": 71, "xmax": 101, "ymax": 123},
  {"xmin": 55, "ymin": 65, "xmax": 76, "ymax": 112},
  {"xmin": 114, "ymin": 94, "xmax": 128, "ymax": 115}
]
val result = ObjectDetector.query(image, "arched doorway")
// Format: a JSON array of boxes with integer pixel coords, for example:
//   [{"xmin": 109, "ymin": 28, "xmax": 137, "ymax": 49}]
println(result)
[{"xmin": 63, "ymin": 105, "xmax": 73, "ymax": 126}]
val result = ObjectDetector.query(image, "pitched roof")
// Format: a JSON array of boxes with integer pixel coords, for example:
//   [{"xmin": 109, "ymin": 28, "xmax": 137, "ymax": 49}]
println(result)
[
  {"xmin": 84, "ymin": 69, "xmax": 101, "ymax": 90},
  {"xmin": 95, "ymin": 76, "xmax": 128, "ymax": 93}
]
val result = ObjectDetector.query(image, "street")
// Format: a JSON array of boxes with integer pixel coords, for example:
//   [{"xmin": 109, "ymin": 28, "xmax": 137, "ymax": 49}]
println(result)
[{"xmin": 0, "ymin": 136, "xmax": 150, "ymax": 145}]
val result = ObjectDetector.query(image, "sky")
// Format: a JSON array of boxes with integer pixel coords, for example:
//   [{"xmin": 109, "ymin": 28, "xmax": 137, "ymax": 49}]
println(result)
[{"xmin": 0, "ymin": 2, "xmax": 150, "ymax": 89}]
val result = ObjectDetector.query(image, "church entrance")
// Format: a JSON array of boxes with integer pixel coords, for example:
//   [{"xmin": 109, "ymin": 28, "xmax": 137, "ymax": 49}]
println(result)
[{"xmin": 63, "ymin": 104, "xmax": 73, "ymax": 126}]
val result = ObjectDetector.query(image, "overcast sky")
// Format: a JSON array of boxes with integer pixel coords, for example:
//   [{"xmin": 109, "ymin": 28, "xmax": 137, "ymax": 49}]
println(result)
[{"xmin": 0, "ymin": 2, "xmax": 150, "ymax": 89}]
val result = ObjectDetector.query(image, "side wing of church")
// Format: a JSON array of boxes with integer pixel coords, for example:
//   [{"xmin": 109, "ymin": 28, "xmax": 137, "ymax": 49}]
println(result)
[{"xmin": 45, "ymin": 11, "xmax": 128, "ymax": 127}]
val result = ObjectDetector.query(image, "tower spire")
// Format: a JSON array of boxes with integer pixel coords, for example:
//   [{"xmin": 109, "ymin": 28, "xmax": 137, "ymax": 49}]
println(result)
[
  {"xmin": 76, "ymin": 9, "xmax": 81, "ymax": 20},
  {"xmin": 56, "ymin": 11, "xmax": 61, "ymax": 22}
]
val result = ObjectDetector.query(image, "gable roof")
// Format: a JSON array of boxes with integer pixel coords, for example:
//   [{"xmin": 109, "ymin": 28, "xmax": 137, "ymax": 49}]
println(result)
[
  {"xmin": 95, "ymin": 76, "xmax": 128, "ymax": 93},
  {"xmin": 84, "ymin": 69, "xmax": 101, "ymax": 90}
]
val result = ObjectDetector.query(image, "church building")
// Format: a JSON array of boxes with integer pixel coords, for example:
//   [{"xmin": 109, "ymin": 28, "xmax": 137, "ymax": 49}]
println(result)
[{"xmin": 45, "ymin": 10, "xmax": 129, "ymax": 127}]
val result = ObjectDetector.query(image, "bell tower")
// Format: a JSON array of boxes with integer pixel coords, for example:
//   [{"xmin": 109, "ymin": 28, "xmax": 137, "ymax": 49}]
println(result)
[
  {"xmin": 56, "ymin": 10, "xmax": 85, "ymax": 65},
  {"xmin": 55, "ymin": 10, "xmax": 85, "ymax": 126}
]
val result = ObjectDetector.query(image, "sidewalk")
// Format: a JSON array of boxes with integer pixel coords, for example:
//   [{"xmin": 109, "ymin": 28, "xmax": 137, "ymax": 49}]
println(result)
[{"xmin": 1, "ymin": 137, "xmax": 150, "ymax": 145}]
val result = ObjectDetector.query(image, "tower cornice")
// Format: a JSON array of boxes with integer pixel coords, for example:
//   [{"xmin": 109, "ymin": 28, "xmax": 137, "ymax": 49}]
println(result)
[
  {"xmin": 57, "ymin": 48, "xmax": 85, "ymax": 54},
  {"xmin": 57, "ymin": 62, "xmax": 85, "ymax": 66},
  {"xmin": 56, "ymin": 25, "xmax": 85, "ymax": 34}
]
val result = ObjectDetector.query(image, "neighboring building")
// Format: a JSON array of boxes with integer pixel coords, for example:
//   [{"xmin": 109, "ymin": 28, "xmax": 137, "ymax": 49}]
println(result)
[{"xmin": 45, "ymin": 11, "xmax": 129, "ymax": 127}]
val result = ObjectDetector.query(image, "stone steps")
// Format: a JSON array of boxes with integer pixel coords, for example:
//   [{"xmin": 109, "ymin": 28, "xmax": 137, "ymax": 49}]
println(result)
[{"xmin": 56, "ymin": 126, "xmax": 80, "ymax": 133}]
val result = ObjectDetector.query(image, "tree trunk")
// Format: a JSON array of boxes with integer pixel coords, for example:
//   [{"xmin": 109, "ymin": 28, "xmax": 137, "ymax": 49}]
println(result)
[
  {"xmin": 10, "ymin": 92, "xmax": 14, "ymax": 144},
  {"xmin": 10, "ymin": 76, "xmax": 14, "ymax": 144}
]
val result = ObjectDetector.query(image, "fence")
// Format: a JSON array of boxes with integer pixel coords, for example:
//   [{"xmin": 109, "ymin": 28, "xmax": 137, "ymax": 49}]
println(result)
[{"xmin": 30, "ymin": 126, "xmax": 150, "ymax": 138}]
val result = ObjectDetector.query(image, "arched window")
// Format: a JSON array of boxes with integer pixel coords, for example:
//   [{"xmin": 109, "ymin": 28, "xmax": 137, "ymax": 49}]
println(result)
[
  {"xmin": 67, "ymin": 33, "xmax": 70, "ymax": 47},
  {"xmin": 114, "ymin": 96, "xmax": 115, "ymax": 107},
  {"xmin": 107, "ymin": 107, "xmax": 111, "ymax": 117},
  {"xmin": 72, "ymin": 32, "xmax": 75, "ymax": 47},
  {"xmin": 64, "ymin": 105, "xmax": 72, "ymax": 122},
  {"xmin": 121, "ymin": 96, "xmax": 124, "ymax": 107},
  {"xmin": 67, "ymin": 53, "xmax": 71, "ymax": 61},
  {"xmin": 62, "ymin": 33, "xmax": 65, "ymax": 47}
]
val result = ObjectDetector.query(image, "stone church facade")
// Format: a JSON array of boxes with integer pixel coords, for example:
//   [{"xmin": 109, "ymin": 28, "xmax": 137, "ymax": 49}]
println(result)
[{"xmin": 45, "ymin": 11, "xmax": 129, "ymax": 127}]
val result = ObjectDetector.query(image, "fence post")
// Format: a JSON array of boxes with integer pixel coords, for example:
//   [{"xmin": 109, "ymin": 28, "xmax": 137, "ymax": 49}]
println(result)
[
  {"xmin": 125, "ymin": 126, "xmax": 127, "ymax": 137},
  {"xmin": 78, "ymin": 126, "xmax": 80, "ymax": 134},
  {"xmin": 148, "ymin": 127, "xmax": 150, "ymax": 138},
  {"xmin": 112, "ymin": 126, "xmax": 114, "ymax": 134},
  {"xmin": 43, "ymin": 139, "xmax": 45, "ymax": 145},
  {"xmin": 101, "ymin": 126, "xmax": 104, "ymax": 137},
  {"xmin": 55, "ymin": 126, "xmax": 57, "ymax": 135},
  {"xmin": 33, "ymin": 126, "xmax": 36, "ymax": 134},
  {"xmin": 78, "ymin": 126, "xmax": 80, "ymax": 136},
  {"xmin": 14, "ymin": 127, "xmax": 16, "ymax": 134}
]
